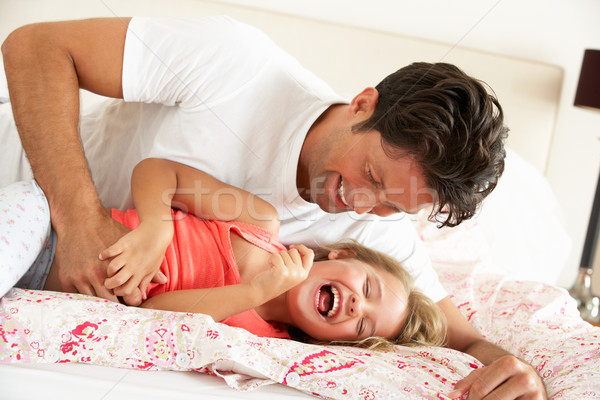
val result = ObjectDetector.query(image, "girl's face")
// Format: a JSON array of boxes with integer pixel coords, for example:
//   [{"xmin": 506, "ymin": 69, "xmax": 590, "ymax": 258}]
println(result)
[{"xmin": 286, "ymin": 252, "xmax": 409, "ymax": 342}]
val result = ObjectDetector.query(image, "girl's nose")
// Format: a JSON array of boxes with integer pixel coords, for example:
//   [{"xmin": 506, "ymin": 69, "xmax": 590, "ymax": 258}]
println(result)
[{"xmin": 348, "ymin": 294, "xmax": 363, "ymax": 316}]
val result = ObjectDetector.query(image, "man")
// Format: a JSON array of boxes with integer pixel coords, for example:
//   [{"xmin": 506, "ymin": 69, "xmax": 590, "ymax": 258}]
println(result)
[{"xmin": 1, "ymin": 16, "xmax": 545, "ymax": 399}]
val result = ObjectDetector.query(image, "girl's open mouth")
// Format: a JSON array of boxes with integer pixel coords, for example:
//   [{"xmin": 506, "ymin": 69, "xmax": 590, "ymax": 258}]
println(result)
[{"xmin": 315, "ymin": 283, "xmax": 340, "ymax": 319}]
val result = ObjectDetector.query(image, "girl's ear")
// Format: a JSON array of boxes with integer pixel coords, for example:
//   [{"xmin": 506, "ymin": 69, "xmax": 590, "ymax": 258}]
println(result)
[{"xmin": 328, "ymin": 249, "xmax": 357, "ymax": 260}]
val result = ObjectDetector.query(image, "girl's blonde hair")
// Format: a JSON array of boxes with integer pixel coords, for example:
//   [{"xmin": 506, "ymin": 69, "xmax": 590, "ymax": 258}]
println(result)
[{"xmin": 289, "ymin": 240, "xmax": 447, "ymax": 350}]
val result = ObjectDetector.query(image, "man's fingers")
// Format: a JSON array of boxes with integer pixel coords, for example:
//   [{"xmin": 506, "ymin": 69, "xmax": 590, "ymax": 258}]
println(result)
[
  {"xmin": 94, "ymin": 284, "xmax": 118, "ymax": 303},
  {"xmin": 75, "ymin": 284, "xmax": 96, "ymax": 298},
  {"xmin": 455, "ymin": 369, "xmax": 502, "ymax": 400},
  {"xmin": 75, "ymin": 278, "xmax": 118, "ymax": 303},
  {"xmin": 448, "ymin": 371, "xmax": 478, "ymax": 399},
  {"xmin": 448, "ymin": 356, "xmax": 545, "ymax": 400}
]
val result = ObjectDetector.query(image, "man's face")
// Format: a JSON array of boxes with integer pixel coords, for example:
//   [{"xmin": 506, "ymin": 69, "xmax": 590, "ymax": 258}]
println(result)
[{"xmin": 300, "ymin": 129, "xmax": 435, "ymax": 217}]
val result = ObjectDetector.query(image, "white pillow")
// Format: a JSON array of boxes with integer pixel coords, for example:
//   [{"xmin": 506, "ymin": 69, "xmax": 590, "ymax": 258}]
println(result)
[{"xmin": 414, "ymin": 148, "xmax": 571, "ymax": 286}]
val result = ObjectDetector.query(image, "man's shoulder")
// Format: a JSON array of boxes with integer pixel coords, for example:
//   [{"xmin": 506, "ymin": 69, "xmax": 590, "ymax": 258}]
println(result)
[{"xmin": 130, "ymin": 15, "xmax": 276, "ymax": 49}]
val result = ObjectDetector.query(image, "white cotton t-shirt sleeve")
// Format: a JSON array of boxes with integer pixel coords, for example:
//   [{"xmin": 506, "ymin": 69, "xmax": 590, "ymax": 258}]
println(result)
[{"xmin": 122, "ymin": 16, "xmax": 276, "ymax": 108}]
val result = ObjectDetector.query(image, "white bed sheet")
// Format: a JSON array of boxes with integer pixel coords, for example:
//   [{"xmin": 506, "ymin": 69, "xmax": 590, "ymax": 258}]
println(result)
[{"xmin": 0, "ymin": 363, "xmax": 308, "ymax": 400}]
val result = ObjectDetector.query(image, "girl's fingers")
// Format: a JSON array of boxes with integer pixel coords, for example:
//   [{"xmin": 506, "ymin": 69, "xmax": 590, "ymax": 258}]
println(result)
[
  {"xmin": 106, "ymin": 257, "xmax": 125, "ymax": 277},
  {"xmin": 139, "ymin": 274, "xmax": 154, "ymax": 301},
  {"xmin": 121, "ymin": 290, "xmax": 143, "ymax": 307},
  {"xmin": 286, "ymin": 247, "xmax": 302, "ymax": 265},
  {"xmin": 290, "ymin": 244, "xmax": 314, "ymax": 270},
  {"xmin": 99, "ymin": 244, "xmax": 122, "ymax": 261},
  {"xmin": 104, "ymin": 267, "xmax": 132, "ymax": 289},
  {"xmin": 278, "ymin": 250, "xmax": 293, "ymax": 267},
  {"xmin": 113, "ymin": 275, "xmax": 142, "ymax": 298},
  {"xmin": 151, "ymin": 270, "xmax": 167, "ymax": 284},
  {"xmin": 270, "ymin": 253, "xmax": 284, "ymax": 268}
]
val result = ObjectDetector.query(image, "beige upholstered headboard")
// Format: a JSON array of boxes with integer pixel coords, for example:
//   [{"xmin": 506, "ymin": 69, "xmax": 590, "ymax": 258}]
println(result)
[
  {"xmin": 214, "ymin": 6, "xmax": 564, "ymax": 174},
  {"xmin": 1, "ymin": 0, "xmax": 563, "ymax": 173}
]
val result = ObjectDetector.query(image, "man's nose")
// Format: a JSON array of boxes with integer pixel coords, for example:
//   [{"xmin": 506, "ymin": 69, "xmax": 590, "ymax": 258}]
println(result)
[{"xmin": 348, "ymin": 294, "xmax": 363, "ymax": 317}]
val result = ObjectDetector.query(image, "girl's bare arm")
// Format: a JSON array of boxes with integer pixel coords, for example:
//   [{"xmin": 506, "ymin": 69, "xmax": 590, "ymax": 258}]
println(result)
[
  {"xmin": 100, "ymin": 158, "xmax": 281, "ymax": 303},
  {"xmin": 141, "ymin": 244, "xmax": 314, "ymax": 321}
]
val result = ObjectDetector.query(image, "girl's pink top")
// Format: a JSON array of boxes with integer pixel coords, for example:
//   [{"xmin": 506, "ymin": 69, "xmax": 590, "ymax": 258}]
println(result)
[{"xmin": 112, "ymin": 209, "xmax": 289, "ymax": 338}]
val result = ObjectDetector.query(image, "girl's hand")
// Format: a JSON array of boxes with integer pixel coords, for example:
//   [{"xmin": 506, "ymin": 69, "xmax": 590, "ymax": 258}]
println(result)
[
  {"xmin": 250, "ymin": 244, "xmax": 314, "ymax": 302},
  {"xmin": 99, "ymin": 221, "xmax": 172, "ymax": 305}
]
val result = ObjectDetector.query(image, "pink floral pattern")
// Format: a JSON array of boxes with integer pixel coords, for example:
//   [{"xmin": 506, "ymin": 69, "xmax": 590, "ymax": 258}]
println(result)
[{"xmin": 1, "ymin": 219, "xmax": 600, "ymax": 398}]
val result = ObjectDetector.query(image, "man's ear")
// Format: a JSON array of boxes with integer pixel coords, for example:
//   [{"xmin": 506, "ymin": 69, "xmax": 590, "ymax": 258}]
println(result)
[
  {"xmin": 328, "ymin": 249, "xmax": 357, "ymax": 260},
  {"xmin": 348, "ymin": 87, "xmax": 379, "ymax": 119}
]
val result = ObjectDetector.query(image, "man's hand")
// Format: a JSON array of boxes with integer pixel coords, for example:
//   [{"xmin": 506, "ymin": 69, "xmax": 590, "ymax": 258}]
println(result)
[
  {"xmin": 448, "ymin": 355, "xmax": 547, "ymax": 400},
  {"xmin": 51, "ymin": 208, "xmax": 130, "ymax": 302},
  {"xmin": 438, "ymin": 298, "xmax": 547, "ymax": 400}
]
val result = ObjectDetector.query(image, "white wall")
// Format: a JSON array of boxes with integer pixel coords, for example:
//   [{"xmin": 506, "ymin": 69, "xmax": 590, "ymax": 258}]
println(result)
[{"xmin": 213, "ymin": 0, "xmax": 600, "ymax": 289}]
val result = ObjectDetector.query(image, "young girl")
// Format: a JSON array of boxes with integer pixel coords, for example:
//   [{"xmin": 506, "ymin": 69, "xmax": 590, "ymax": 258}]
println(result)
[{"xmin": 0, "ymin": 159, "xmax": 445, "ymax": 349}]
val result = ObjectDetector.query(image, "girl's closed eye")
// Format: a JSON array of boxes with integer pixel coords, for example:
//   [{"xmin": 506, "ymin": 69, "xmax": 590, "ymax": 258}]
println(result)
[
  {"xmin": 358, "ymin": 317, "xmax": 366, "ymax": 337},
  {"xmin": 357, "ymin": 277, "xmax": 371, "ymax": 337}
]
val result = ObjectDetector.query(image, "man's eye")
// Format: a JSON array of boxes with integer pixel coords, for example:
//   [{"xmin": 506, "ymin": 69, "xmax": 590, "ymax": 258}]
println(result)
[
  {"xmin": 364, "ymin": 278, "xmax": 370, "ymax": 298},
  {"xmin": 366, "ymin": 166, "xmax": 381, "ymax": 189},
  {"xmin": 367, "ymin": 168, "xmax": 377, "ymax": 184}
]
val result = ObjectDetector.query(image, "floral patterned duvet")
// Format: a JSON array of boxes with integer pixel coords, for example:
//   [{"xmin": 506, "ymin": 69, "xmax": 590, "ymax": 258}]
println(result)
[{"xmin": 1, "ymin": 219, "xmax": 599, "ymax": 399}]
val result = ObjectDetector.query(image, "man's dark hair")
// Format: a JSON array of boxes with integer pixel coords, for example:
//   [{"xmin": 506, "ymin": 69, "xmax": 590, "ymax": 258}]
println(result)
[{"xmin": 353, "ymin": 62, "xmax": 508, "ymax": 227}]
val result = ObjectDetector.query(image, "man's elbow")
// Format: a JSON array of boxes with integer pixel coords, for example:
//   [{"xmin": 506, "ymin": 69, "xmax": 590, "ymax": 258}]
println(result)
[{"xmin": 2, "ymin": 23, "xmax": 41, "ymax": 61}]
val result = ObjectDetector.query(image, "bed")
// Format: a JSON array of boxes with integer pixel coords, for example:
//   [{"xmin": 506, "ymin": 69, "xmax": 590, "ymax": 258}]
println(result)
[{"xmin": 2, "ymin": 0, "xmax": 598, "ymax": 399}]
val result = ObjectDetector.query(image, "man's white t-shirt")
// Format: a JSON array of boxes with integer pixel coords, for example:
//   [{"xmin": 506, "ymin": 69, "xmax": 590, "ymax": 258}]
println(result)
[{"xmin": 0, "ymin": 16, "xmax": 446, "ymax": 302}]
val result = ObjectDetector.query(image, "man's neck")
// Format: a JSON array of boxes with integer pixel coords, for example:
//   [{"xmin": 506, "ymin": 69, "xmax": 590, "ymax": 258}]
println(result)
[{"xmin": 296, "ymin": 104, "xmax": 347, "ymax": 195}]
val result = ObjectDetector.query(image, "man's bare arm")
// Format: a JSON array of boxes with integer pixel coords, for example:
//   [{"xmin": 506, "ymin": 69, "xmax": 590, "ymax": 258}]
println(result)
[{"xmin": 1, "ymin": 18, "xmax": 133, "ymax": 301}]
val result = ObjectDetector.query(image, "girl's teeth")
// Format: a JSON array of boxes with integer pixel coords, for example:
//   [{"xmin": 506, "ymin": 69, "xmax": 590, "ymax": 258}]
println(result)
[
  {"xmin": 327, "ymin": 286, "xmax": 339, "ymax": 318},
  {"xmin": 338, "ymin": 180, "xmax": 348, "ymax": 207}
]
